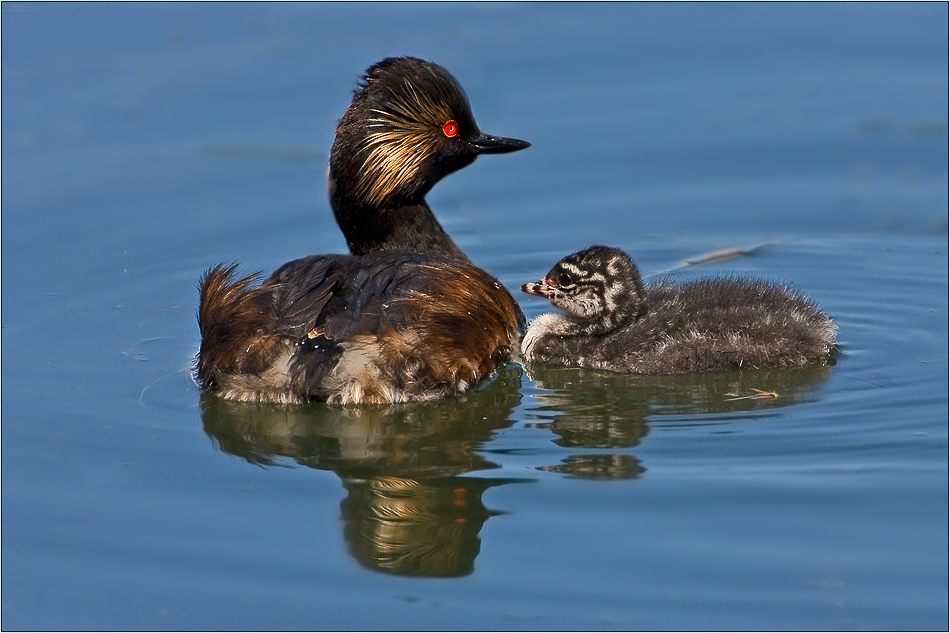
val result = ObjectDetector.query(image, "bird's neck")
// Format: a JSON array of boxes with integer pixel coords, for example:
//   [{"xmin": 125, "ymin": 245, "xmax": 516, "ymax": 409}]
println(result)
[
  {"xmin": 329, "ymin": 175, "xmax": 470, "ymax": 262},
  {"xmin": 572, "ymin": 297, "xmax": 645, "ymax": 336}
]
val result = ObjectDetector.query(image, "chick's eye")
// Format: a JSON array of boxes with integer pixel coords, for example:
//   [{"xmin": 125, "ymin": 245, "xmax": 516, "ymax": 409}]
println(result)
[
  {"xmin": 442, "ymin": 120, "xmax": 459, "ymax": 138},
  {"xmin": 558, "ymin": 273, "xmax": 573, "ymax": 286}
]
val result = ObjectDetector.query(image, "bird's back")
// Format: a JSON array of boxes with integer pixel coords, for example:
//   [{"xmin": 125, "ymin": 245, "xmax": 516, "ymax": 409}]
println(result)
[
  {"xmin": 198, "ymin": 252, "xmax": 524, "ymax": 404},
  {"xmin": 608, "ymin": 277, "xmax": 837, "ymax": 373}
]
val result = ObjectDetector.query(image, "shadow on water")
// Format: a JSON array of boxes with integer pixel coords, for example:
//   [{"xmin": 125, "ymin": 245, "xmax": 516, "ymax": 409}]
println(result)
[
  {"xmin": 525, "ymin": 362, "xmax": 835, "ymax": 480},
  {"xmin": 200, "ymin": 364, "xmax": 531, "ymax": 578}
]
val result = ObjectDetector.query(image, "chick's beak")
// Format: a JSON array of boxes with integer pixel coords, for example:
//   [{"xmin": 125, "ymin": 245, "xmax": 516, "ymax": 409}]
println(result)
[
  {"xmin": 521, "ymin": 279, "xmax": 554, "ymax": 298},
  {"xmin": 471, "ymin": 133, "xmax": 531, "ymax": 155}
]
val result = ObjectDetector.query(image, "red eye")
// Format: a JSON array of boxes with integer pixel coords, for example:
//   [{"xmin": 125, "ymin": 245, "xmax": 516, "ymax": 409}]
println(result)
[{"xmin": 442, "ymin": 120, "xmax": 458, "ymax": 138}]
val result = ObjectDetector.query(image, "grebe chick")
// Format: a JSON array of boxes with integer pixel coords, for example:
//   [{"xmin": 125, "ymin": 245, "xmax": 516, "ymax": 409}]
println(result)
[
  {"xmin": 197, "ymin": 57, "xmax": 529, "ymax": 404},
  {"xmin": 520, "ymin": 246, "xmax": 837, "ymax": 374}
]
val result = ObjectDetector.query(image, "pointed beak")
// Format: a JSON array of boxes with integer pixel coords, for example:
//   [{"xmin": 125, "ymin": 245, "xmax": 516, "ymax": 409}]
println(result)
[
  {"xmin": 471, "ymin": 133, "xmax": 531, "ymax": 155},
  {"xmin": 521, "ymin": 279, "xmax": 554, "ymax": 298}
]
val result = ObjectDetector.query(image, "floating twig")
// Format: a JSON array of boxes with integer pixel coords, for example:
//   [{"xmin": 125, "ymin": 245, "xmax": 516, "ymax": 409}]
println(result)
[
  {"xmin": 725, "ymin": 388, "xmax": 780, "ymax": 401},
  {"xmin": 683, "ymin": 244, "xmax": 775, "ymax": 268}
]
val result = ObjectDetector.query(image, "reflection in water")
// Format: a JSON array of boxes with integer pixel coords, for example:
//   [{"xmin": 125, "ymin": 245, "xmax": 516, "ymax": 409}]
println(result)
[
  {"xmin": 202, "ymin": 365, "xmax": 527, "ymax": 577},
  {"xmin": 526, "ymin": 362, "xmax": 834, "ymax": 478},
  {"xmin": 540, "ymin": 454, "xmax": 645, "ymax": 480},
  {"xmin": 341, "ymin": 475, "xmax": 504, "ymax": 577},
  {"xmin": 201, "ymin": 359, "xmax": 836, "ymax": 571}
]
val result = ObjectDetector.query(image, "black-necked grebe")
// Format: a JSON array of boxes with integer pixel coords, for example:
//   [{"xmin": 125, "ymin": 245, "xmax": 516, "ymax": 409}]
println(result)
[
  {"xmin": 329, "ymin": 57, "xmax": 529, "ymax": 261},
  {"xmin": 197, "ymin": 57, "xmax": 529, "ymax": 404},
  {"xmin": 520, "ymin": 246, "xmax": 837, "ymax": 373}
]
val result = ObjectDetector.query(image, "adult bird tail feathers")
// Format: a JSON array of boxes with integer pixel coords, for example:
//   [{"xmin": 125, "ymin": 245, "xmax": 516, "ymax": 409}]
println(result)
[{"xmin": 197, "ymin": 265, "xmax": 282, "ymax": 386}]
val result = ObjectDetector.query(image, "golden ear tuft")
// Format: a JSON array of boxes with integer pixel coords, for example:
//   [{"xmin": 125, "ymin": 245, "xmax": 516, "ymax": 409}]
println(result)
[{"xmin": 353, "ymin": 87, "xmax": 454, "ymax": 205}]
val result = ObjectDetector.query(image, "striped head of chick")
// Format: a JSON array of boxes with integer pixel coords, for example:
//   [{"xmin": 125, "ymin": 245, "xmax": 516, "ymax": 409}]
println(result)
[
  {"xmin": 522, "ymin": 246, "xmax": 647, "ymax": 334},
  {"xmin": 330, "ymin": 56, "xmax": 530, "ymax": 208}
]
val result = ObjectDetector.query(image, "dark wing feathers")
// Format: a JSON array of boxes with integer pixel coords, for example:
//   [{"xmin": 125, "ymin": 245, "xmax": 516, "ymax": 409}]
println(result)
[{"xmin": 261, "ymin": 255, "xmax": 351, "ymax": 338}]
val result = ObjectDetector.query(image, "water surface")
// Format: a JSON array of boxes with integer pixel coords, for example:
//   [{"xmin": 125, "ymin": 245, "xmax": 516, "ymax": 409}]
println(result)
[{"xmin": 2, "ymin": 3, "xmax": 947, "ymax": 630}]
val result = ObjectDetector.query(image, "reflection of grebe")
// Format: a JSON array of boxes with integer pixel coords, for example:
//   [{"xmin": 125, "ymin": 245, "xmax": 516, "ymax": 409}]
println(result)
[
  {"xmin": 540, "ymin": 455, "xmax": 644, "ymax": 480},
  {"xmin": 341, "ymin": 476, "xmax": 505, "ymax": 577},
  {"xmin": 196, "ymin": 57, "xmax": 529, "ymax": 405},
  {"xmin": 522, "ymin": 246, "xmax": 837, "ymax": 373},
  {"xmin": 525, "ymin": 361, "xmax": 834, "ymax": 479},
  {"xmin": 200, "ymin": 365, "xmax": 529, "ymax": 577}
]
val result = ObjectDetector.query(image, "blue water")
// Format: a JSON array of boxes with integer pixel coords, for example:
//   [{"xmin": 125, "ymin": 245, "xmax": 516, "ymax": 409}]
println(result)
[{"xmin": 2, "ymin": 3, "xmax": 947, "ymax": 630}]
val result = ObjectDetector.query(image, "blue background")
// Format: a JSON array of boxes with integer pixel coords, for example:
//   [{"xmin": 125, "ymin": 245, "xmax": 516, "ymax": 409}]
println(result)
[{"xmin": 2, "ymin": 3, "xmax": 947, "ymax": 630}]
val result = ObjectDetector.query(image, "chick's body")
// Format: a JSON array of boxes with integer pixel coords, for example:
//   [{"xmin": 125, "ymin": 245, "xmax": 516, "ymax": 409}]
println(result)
[{"xmin": 522, "ymin": 247, "xmax": 837, "ymax": 374}]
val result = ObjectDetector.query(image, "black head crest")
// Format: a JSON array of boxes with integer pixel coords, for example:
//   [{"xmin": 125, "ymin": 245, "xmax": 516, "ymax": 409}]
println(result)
[{"xmin": 338, "ymin": 57, "xmax": 478, "ymax": 206}]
